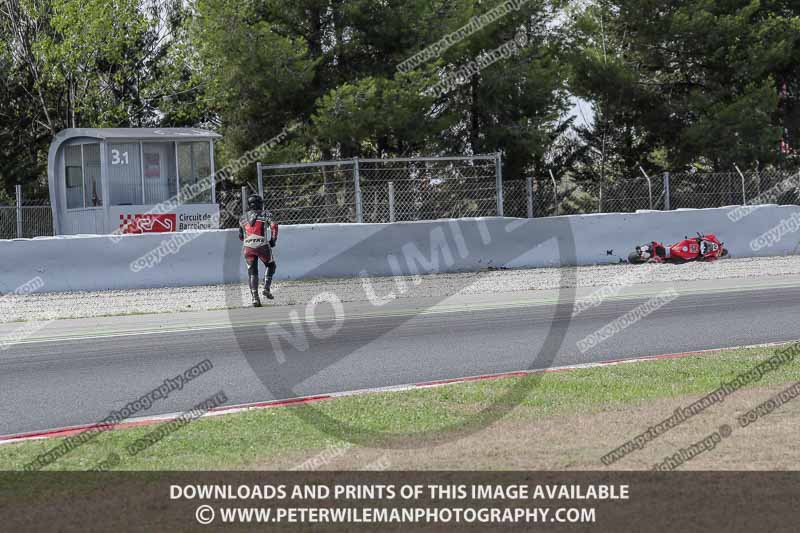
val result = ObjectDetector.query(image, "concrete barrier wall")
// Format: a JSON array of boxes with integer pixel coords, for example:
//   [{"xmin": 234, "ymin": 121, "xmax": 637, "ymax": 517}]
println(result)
[{"xmin": 1, "ymin": 205, "xmax": 797, "ymax": 294}]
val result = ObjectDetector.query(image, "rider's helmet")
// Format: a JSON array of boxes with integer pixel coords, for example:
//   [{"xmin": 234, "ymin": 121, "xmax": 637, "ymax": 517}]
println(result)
[{"xmin": 247, "ymin": 194, "xmax": 263, "ymax": 211}]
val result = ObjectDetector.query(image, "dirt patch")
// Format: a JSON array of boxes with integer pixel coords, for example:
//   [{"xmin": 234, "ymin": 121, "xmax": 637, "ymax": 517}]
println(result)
[{"xmin": 255, "ymin": 383, "xmax": 800, "ymax": 471}]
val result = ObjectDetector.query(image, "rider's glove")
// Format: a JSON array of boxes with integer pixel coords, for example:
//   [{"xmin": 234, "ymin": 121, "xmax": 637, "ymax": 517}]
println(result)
[{"xmin": 269, "ymin": 239, "xmax": 276, "ymax": 248}]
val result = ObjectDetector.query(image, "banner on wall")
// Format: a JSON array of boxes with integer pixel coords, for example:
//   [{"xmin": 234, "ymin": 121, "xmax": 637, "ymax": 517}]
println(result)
[{"xmin": 112, "ymin": 205, "xmax": 220, "ymax": 234}]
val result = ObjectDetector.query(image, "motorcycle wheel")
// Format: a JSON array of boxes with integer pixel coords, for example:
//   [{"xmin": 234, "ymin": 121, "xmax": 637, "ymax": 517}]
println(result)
[{"xmin": 628, "ymin": 252, "xmax": 646, "ymax": 264}]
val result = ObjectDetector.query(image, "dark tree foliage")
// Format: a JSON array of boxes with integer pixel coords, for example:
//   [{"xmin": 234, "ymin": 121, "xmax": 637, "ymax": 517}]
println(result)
[{"xmin": 2, "ymin": 0, "xmax": 799, "ymax": 200}]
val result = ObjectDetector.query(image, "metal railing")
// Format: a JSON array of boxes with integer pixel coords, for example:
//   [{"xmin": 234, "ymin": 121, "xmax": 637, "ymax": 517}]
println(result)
[
  {"xmin": 0, "ymin": 185, "xmax": 54, "ymax": 239},
  {"xmin": 255, "ymin": 155, "xmax": 502, "ymax": 225}
]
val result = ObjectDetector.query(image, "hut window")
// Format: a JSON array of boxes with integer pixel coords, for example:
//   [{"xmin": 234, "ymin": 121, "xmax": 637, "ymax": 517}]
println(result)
[
  {"xmin": 142, "ymin": 142, "xmax": 177, "ymax": 204},
  {"xmin": 108, "ymin": 142, "xmax": 143, "ymax": 206},
  {"xmin": 65, "ymin": 145, "xmax": 85, "ymax": 209},
  {"xmin": 177, "ymin": 142, "xmax": 212, "ymax": 204},
  {"xmin": 65, "ymin": 143, "xmax": 102, "ymax": 209},
  {"xmin": 83, "ymin": 144, "xmax": 102, "ymax": 207}
]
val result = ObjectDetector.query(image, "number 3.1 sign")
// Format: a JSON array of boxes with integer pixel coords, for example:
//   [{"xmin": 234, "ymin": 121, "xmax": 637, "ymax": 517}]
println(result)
[{"xmin": 111, "ymin": 149, "xmax": 129, "ymax": 165}]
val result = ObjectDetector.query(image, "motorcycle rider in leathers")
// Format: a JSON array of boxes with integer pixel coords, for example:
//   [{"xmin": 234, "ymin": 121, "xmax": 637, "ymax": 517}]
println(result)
[{"xmin": 239, "ymin": 194, "xmax": 278, "ymax": 307}]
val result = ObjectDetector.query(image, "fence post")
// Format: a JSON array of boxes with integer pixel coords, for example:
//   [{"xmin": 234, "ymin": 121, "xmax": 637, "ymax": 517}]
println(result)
[
  {"xmin": 15, "ymin": 184, "xmax": 22, "ymax": 239},
  {"xmin": 495, "ymin": 153, "xmax": 504, "ymax": 217},
  {"xmin": 526, "ymin": 177, "xmax": 534, "ymax": 218},
  {"xmin": 388, "ymin": 181, "xmax": 396, "ymax": 223},
  {"xmin": 353, "ymin": 158, "xmax": 363, "ymax": 223},
  {"xmin": 256, "ymin": 162, "xmax": 264, "ymax": 198},
  {"xmin": 755, "ymin": 162, "xmax": 762, "ymax": 198},
  {"xmin": 663, "ymin": 172, "xmax": 671, "ymax": 211},
  {"xmin": 549, "ymin": 169, "xmax": 558, "ymax": 216},
  {"xmin": 734, "ymin": 164, "xmax": 747, "ymax": 205},
  {"xmin": 241, "ymin": 186, "xmax": 248, "ymax": 215},
  {"xmin": 598, "ymin": 183, "xmax": 603, "ymax": 213},
  {"xmin": 639, "ymin": 166, "xmax": 653, "ymax": 210}
]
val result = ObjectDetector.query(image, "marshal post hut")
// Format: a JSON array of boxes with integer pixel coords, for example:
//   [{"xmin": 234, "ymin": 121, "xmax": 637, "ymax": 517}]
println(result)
[{"xmin": 47, "ymin": 128, "xmax": 222, "ymax": 235}]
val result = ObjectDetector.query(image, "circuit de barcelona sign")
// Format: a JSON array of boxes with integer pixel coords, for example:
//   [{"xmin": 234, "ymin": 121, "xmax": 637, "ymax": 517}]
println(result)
[{"xmin": 112, "ymin": 205, "xmax": 220, "ymax": 234}]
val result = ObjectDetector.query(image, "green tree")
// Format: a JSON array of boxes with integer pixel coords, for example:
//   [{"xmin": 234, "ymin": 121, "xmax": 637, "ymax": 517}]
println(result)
[
  {"xmin": 192, "ymin": 0, "xmax": 572, "ymax": 179},
  {"xmin": 570, "ymin": 0, "xmax": 800, "ymax": 172},
  {"xmin": 419, "ymin": 0, "xmax": 571, "ymax": 180},
  {"xmin": 0, "ymin": 0, "xmax": 199, "ymax": 196}
]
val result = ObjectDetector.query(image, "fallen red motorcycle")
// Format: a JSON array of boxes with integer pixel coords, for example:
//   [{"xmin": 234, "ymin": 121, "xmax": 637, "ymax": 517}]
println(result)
[{"xmin": 628, "ymin": 233, "xmax": 728, "ymax": 264}]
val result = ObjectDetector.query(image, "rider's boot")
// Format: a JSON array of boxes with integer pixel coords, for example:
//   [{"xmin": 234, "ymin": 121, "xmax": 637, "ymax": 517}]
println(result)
[
  {"xmin": 262, "ymin": 275, "xmax": 274, "ymax": 300},
  {"xmin": 262, "ymin": 261, "xmax": 276, "ymax": 300},
  {"xmin": 249, "ymin": 272, "xmax": 262, "ymax": 307}
]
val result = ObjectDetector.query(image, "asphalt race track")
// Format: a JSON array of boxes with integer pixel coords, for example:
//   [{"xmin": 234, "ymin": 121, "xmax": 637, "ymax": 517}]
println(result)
[{"xmin": 2, "ymin": 276, "xmax": 799, "ymax": 437}]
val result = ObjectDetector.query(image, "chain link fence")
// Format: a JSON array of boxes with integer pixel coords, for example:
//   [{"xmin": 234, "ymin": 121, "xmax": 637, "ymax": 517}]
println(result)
[
  {"xmin": 256, "ymin": 156, "xmax": 500, "ymax": 225},
  {"xmin": 504, "ymin": 177, "xmax": 605, "ymax": 217},
  {"xmin": 259, "ymin": 161, "xmax": 358, "ymax": 225},
  {"xmin": 7, "ymin": 166, "xmax": 800, "ymax": 239},
  {"xmin": 668, "ymin": 169, "xmax": 800, "ymax": 210},
  {"xmin": 669, "ymin": 172, "xmax": 742, "ymax": 209},
  {"xmin": 0, "ymin": 187, "xmax": 53, "ymax": 239},
  {"xmin": 742, "ymin": 169, "xmax": 800, "ymax": 206},
  {"xmin": 215, "ymin": 188, "xmax": 247, "ymax": 229},
  {"xmin": 600, "ymin": 177, "xmax": 666, "ymax": 212},
  {"xmin": 506, "ymin": 169, "xmax": 800, "ymax": 218},
  {"xmin": 359, "ymin": 157, "xmax": 498, "ymax": 222}
]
